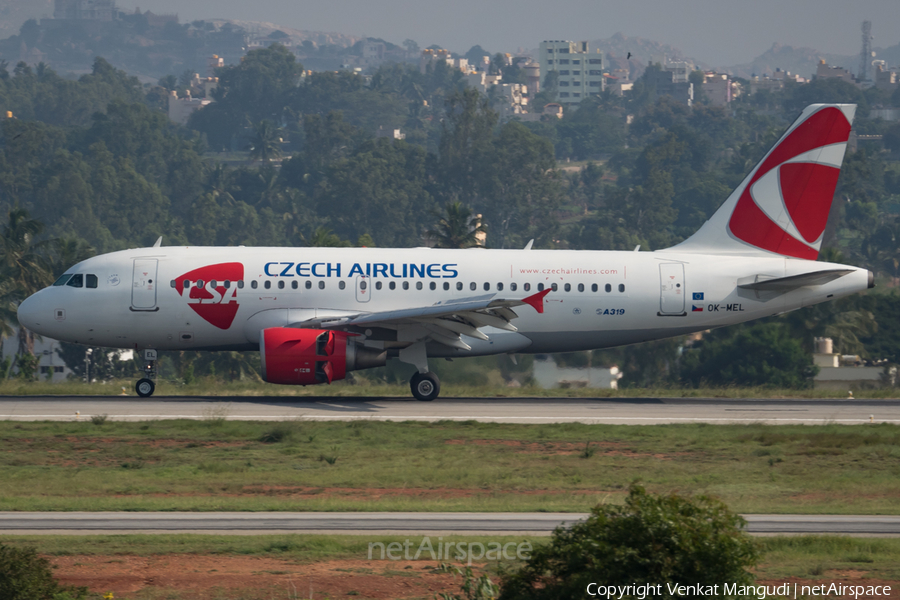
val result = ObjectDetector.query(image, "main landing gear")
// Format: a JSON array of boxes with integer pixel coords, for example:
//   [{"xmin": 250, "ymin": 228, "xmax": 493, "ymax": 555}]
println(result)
[
  {"xmin": 135, "ymin": 349, "xmax": 158, "ymax": 398},
  {"xmin": 410, "ymin": 371, "xmax": 440, "ymax": 401}
]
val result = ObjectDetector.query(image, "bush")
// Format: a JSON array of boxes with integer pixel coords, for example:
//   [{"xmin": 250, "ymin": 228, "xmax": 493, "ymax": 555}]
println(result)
[
  {"xmin": 498, "ymin": 485, "xmax": 757, "ymax": 600},
  {"xmin": 0, "ymin": 542, "xmax": 88, "ymax": 600}
]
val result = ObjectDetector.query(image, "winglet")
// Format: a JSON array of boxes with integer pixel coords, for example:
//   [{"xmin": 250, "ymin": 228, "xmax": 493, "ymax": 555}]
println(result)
[
  {"xmin": 153, "ymin": 236, "xmax": 163, "ymax": 248},
  {"xmin": 521, "ymin": 288, "xmax": 551, "ymax": 314},
  {"xmin": 523, "ymin": 239, "xmax": 534, "ymax": 250}
]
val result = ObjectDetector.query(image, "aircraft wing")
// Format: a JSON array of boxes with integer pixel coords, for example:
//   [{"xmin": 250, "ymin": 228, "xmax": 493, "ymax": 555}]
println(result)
[{"xmin": 288, "ymin": 289, "xmax": 551, "ymax": 350}]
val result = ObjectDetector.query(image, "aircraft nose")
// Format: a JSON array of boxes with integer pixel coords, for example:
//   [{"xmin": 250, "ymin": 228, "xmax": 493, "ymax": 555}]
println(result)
[{"xmin": 17, "ymin": 293, "xmax": 46, "ymax": 332}]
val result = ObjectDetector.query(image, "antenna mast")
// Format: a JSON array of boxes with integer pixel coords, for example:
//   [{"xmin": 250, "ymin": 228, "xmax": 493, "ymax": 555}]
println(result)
[{"xmin": 859, "ymin": 20, "xmax": 872, "ymax": 82}]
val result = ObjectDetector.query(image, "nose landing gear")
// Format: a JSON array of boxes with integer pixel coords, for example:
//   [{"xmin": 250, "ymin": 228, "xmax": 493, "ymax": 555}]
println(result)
[{"xmin": 135, "ymin": 349, "xmax": 158, "ymax": 398}]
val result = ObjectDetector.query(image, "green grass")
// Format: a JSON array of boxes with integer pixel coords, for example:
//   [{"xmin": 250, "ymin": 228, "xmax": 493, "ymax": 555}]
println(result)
[
  {"xmin": 2, "ymin": 378, "xmax": 899, "ymax": 398},
  {"xmin": 2, "ymin": 534, "xmax": 900, "ymax": 581},
  {"xmin": 0, "ymin": 420, "xmax": 899, "ymax": 513}
]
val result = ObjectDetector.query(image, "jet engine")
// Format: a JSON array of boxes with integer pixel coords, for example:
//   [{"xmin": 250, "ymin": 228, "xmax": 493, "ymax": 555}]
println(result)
[{"xmin": 259, "ymin": 328, "xmax": 386, "ymax": 385}]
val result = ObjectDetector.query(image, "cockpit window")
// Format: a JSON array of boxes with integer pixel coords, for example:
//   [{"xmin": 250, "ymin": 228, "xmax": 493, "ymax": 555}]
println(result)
[
  {"xmin": 86, "ymin": 274, "xmax": 98, "ymax": 288},
  {"xmin": 53, "ymin": 274, "xmax": 72, "ymax": 286},
  {"xmin": 66, "ymin": 274, "xmax": 84, "ymax": 288}
]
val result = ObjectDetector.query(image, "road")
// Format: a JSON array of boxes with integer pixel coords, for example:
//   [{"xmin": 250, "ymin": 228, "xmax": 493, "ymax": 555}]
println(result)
[
  {"xmin": 1, "ymin": 512, "xmax": 898, "ymax": 536},
  {"xmin": 0, "ymin": 396, "xmax": 898, "ymax": 425}
]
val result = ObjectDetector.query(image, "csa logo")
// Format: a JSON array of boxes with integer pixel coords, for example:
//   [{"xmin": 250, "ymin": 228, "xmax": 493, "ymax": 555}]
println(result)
[{"xmin": 176, "ymin": 263, "xmax": 243, "ymax": 330}]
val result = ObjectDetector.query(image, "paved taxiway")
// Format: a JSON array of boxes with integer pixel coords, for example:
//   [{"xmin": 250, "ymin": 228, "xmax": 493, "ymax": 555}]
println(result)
[
  {"xmin": 1, "ymin": 513, "xmax": 898, "ymax": 536},
  {"xmin": 0, "ymin": 396, "xmax": 898, "ymax": 425}
]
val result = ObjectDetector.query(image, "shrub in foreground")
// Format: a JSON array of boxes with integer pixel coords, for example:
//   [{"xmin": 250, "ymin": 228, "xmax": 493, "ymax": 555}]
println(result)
[
  {"xmin": 0, "ymin": 543, "xmax": 88, "ymax": 600},
  {"xmin": 498, "ymin": 485, "xmax": 757, "ymax": 600}
]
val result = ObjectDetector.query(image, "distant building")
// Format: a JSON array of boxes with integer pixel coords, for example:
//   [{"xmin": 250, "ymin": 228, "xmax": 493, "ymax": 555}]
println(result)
[
  {"xmin": 539, "ymin": 40, "xmax": 605, "ymax": 106},
  {"xmin": 642, "ymin": 63, "xmax": 693, "ymax": 106},
  {"xmin": 375, "ymin": 126, "xmax": 405, "ymax": 140},
  {"xmin": 811, "ymin": 337, "xmax": 894, "ymax": 390},
  {"xmin": 53, "ymin": 0, "xmax": 116, "ymax": 21},
  {"xmin": 815, "ymin": 59, "xmax": 855, "ymax": 84},
  {"xmin": 701, "ymin": 72, "xmax": 740, "ymax": 106},
  {"xmin": 533, "ymin": 356, "xmax": 622, "ymax": 389},
  {"xmin": 749, "ymin": 68, "xmax": 806, "ymax": 95},
  {"xmin": 168, "ymin": 91, "xmax": 211, "ymax": 126},
  {"xmin": 873, "ymin": 61, "xmax": 900, "ymax": 91},
  {"xmin": 420, "ymin": 48, "xmax": 471, "ymax": 74},
  {"xmin": 1, "ymin": 330, "xmax": 72, "ymax": 382}
]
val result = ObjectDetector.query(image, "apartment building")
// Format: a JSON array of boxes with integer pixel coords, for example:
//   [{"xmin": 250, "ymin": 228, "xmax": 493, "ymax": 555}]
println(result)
[{"xmin": 539, "ymin": 40, "xmax": 605, "ymax": 105}]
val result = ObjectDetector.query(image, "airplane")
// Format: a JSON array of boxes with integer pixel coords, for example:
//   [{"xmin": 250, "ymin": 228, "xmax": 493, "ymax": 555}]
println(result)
[{"xmin": 17, "ymin": 103, "xmax": 873, "ymax": 401}]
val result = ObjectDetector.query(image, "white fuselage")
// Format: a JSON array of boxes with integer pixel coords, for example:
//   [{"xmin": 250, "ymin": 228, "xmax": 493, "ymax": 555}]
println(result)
[{"xmin": 18, "ymin": 246, "xmax": 872, "ymax": 356}]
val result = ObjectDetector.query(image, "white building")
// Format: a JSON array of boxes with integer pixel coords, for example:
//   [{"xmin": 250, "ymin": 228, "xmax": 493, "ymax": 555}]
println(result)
[
  {"xmin": 539, "ymin": 40, "xmax": 605, "ymax": 106},
  {"xmin": 532, "ymin": 356, "xmax": 622, "ymax": 389},
  {"xmin": 1, "ymin": 329, "xmax": 72, "ymax": 382}
]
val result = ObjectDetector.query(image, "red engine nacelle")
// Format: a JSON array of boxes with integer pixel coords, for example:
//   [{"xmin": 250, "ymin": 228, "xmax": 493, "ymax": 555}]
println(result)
[{"xmin": 260, "ymin": 328, "xmax": 352, "ymax": 385}]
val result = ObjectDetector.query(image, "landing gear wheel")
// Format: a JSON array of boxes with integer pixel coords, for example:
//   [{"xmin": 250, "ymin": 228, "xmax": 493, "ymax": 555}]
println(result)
[
  {"xmin": 410, "ymin": 372, "xmax": 440, "ymax": 401},
  {"xmin": 136, "ymin": 378, "xmax": 155, "ymax": 398}
]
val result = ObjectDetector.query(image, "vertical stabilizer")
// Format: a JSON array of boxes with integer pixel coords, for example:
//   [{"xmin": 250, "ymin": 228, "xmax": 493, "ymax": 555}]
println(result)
[{"xmin": 669, "ymin": 104, "xmax": 855, "ymax": 259}]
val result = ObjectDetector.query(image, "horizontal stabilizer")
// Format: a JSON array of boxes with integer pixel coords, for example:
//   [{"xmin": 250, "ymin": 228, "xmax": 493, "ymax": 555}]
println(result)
[{"xmin": 737, "ymin": 269, "xmax": 854, "ymax": 291}]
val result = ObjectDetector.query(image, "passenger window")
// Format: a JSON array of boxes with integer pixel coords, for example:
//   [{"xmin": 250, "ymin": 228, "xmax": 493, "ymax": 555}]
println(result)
[
  {"xmin": 551, "ymin": 283, "xmax": 558, "ymax": 292},
  {"xmin": 564, "ymin": 283, "xmax": 571, "ymax": 292},
  {"xmin": 210, "ymin": 280, "xmax": 217, "ymax": 289},
  {"xmin": 470, "ymin": 282, "xmax": 476, "ymax": 291},
  {"xmin": 224, "ymin": 280, "xmax": 231, "ymax": 288},
  {"xmin": 456, "ymin": 282, "xmax": 463, "ymax": 291},
  {"xmin": 443, "ymin": 282, "xmax": 449, "ymax": 291},
  {"xmin": 578, "ymin": 283, "xmax": 584, "ymax": 292},
  {"xmin": 416, "ymin": 281, "xmax": 423, "ymax": 290},
  {"xmin": 86, "ymin": 274, "xmax": 98, "ymax": 289},
  {"xmin": 278, "ymin": 281, "xmax": 285, "ymax": 289},
  {"xmin": 429, "ymin": 282, "xmax": 436, "ymax": 290},
  {"xmin": 390, "ymin": 281, "xmax": 396, "ymax": 290},
  {"xmin": 605, "ymin": 283, "xmax": 612, "ymax": 293},
  {"xmin": 66, "ymin": 274, "xmax": 84, "ymax": 288},
  {"xmin": 510, "ymin": 283, "xmax": 517, "ymax": 291},
  {"xmin": 484, "ymin": 282, "xmax": 490, "ymax": 291},
  {"xmin": 183, "ymin": 280, "xmax": 191, "ymax": 290},
  {"xmin": 537, "ymin": 283, "xmax": 544, "ymax": 291},
  {"xmin": 237, "ymin": 281, "xmax": 244, "ymax": 289},
  {"xmin": 339, "ymin": 281, "xmax": 346, "ymax": 290},
  {"xmin": 591, "ymin": 283, "xmax": 598, "ymax": 292},
  {"xmin": 319, "ymin": 281, "xmax": 325, "ymax": 289},
  {"xmin": 251, "ymin": 281, "xmax": 258, "ymax": 289},
  {"xmin": 619, "ymin": 284, "xmax": 625, "ymax": 292},
  {"xmin": 53, "ymin": 274, "xmax": 72, "ymax": 286},
  {"xmin": 264, "ymin": 281, "xmax": 271, "ymax": 290},
  {"xmin": 196, "ymin": 279, "xmax": 204, "ymax": 288},
  {"xmin": 360, "ymin": 280, "xmax": 367, "ymax": 290},
  {"xmin": 376, "ymin": 281, "xmax": 383, "ymax": 290},
  {"xmin": 497, "ymin": 282, "xmax": 504, "ymax": 291},
  {"xmin": 292, "ymin": 281, "xmax": 298, "ymax": 289},
  {"xmin": 170, "ymin": 280, "xmax": 176, "ymax": 288},
  {"xmin": 403, "ymin": 281, "xmax": 409, "ymax": 290},
  {"xmin": 305, "ymin": 281, "xmax": 312, "ymax": 289},
  {"xmin": 524, "ymin": 283, "xmax": 531, "ymax": 292}
]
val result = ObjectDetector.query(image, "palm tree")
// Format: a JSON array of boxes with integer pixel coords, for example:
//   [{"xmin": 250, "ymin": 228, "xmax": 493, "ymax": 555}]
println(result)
[
  {"xmin": 52, "ymin": 238, "xmax": 95, "ymax": 278},
  {"xmin": 0, "ymin": 208, "xmax": 54, "ymax": 358},
  {"xmin": 248, "ymin": 120, "xmax": 283, "ymax": 162},
  {"xmin": 425, "ymin": 202, "xmax": 487, "ymax": 248}
]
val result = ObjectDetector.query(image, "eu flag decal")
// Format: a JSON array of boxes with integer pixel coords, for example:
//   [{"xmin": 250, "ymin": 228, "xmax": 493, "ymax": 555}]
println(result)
[
  {"xmin": 692, "ymin": 292, "xmax": 704, "ymax": 300},
  {"xmin": 692, "ymin": 305, "xmax": 704, "ymax": 312}
]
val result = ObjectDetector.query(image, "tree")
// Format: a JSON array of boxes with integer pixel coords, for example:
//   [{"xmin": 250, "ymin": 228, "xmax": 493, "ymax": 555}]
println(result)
[
  {"xmin": 499, "ymin": 486, "xmax": 757, "ymax": 600},
  {"xmin": 680, "ymin": 322, "xmax": 817, "ymax": 388},
  {"xmin": 248, "ymin": 120, "xmax": 283, "ymax": 162},
  {"xmin": 0, "ymin": 541, "xmax": 88, "ymax": 599},
  {"xmin": 426, "ymin": 202, "xmax": 486, "ymax": 248}
]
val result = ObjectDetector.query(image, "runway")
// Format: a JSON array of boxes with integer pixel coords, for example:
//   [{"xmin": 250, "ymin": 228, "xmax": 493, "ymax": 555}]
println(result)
[
  {"xmin": 1, "ymin": 512, "xmax": 898, "ymax": 536},
  {"xmin": 0, "ymin": 396, "xmax": 898, "ymax": 425}
]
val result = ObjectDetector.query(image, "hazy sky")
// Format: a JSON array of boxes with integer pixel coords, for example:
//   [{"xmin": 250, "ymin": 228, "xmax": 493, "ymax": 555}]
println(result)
[{"xmin": 118, "ymin": 0, "xmax": 900, "ymax": 66}]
